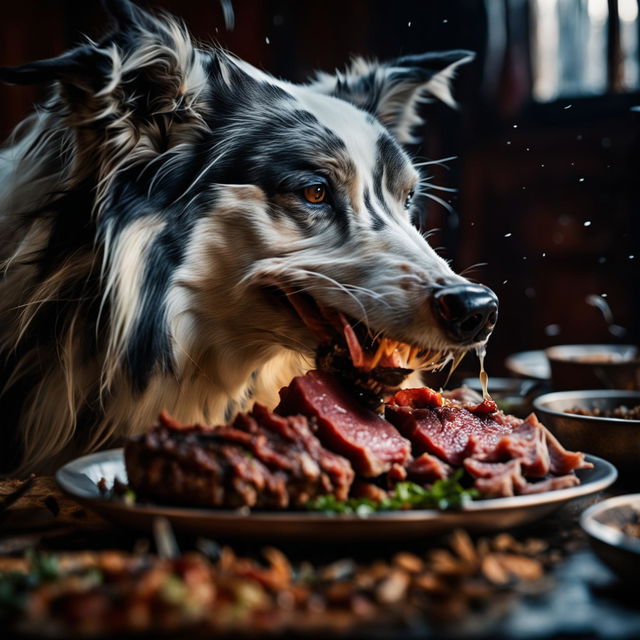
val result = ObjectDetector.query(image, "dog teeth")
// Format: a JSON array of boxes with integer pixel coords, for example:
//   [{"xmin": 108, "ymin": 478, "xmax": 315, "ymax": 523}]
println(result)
[
  {"xmin": 397, "ymin": 343, "xmax": 411, "ymax": 368},
  {"xmin": 384, "ymin": 340, "xmax": 398, "ymax": 356},
  {"xmin": 418, "ymin": 350, "xmax": 442, "ymax": 371},
  {"xmin": 408, "ymin": 345, "xmax": 421, "ymax": 365},
  {"xmin": 368, "ymin": 339, "xmax": 387, "ymax": 369}
]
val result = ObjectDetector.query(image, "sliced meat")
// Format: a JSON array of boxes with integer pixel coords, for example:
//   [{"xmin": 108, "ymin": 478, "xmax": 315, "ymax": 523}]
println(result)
[
  {"xmin": 481, "ymin": 414, "xmax": 551, "ymax": 478},
  {"xmin": 276, "ymin": 371, "xmax": 411, "ymax": 477},
  {"xmin": 387, "ymin": 463, "xmax": 408, "ymax": 485},
  {"xmin": 124, "ymin": 423, "xmax": 289, "ymax": 509},
  {"xmin": 247, "ymin": 404, "xmax": 354, "ymax": 501},
  {"xmin": 350, "ymin": 480, "xmax": 390, "ymax": 503},
  {"xmin": 387, "ymin": 387, "xmax": 590, "ymax": 498},
  {"xmin": 390, "ymin": 387, "xmax": 497, "ymax": 415},
  {"xmin": 385, "ymin": 404, "xmax": 512, "ymax": 466},
  {"xmin": 518, "ymin": 474, "xmax": 580, "ymax": 494},
  {"xmin": 125, "ymin": 406, "xmax": 354, "ymax": 509},
  {"xmin": 541, "ymin": 421, "xmax": 593, "ymax": 474},
  {"xmin": 464, "ymin": 459, "xmax": 526, "ymax": 498},
  {"xmin": 406, "ymin": 453, "xmax": 453, "ymax": 484}
]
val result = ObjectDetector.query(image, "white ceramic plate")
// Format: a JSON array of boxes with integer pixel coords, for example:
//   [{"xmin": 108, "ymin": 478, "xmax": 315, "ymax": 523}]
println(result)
[{"xmin": 56, "ymin": 449, "xmax": 616, "ymax": 541}]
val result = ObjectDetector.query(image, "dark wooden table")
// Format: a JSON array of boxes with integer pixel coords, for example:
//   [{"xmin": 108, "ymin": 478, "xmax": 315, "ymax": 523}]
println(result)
[{"xmin": 1, "ymin": 474, "xmax": 639, "ymax": 639}]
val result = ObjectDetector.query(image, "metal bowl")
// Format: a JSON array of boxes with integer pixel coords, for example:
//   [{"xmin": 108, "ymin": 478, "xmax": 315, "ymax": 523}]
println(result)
[
  {"xmin": 533, "ymin": 390, "xmax": 640, "ymax": 465},
  {"xmin": 580, "ymin": 494, "xmax": 640, "ymax": 582},
  {"xmin": 545, "ymin": 344, "xmax": 640, "ymax": 391}
]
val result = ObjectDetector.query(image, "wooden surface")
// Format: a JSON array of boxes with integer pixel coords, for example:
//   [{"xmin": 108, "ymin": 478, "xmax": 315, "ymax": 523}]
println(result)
[{"xmin": 0, "ymin": 477, "xmax": 120, "ymax": 556}]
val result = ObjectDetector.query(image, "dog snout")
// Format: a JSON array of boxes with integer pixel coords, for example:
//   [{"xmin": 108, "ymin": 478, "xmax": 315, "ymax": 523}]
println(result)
[{"xmin": 432, "ymin": 284, "xmax": 498, "ymax": 344}]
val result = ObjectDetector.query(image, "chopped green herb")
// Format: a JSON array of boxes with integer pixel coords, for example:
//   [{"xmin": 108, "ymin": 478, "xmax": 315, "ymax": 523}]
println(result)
[{"xmin": 307, "ymin": 470, "xmax": 478, "ymax": 514}]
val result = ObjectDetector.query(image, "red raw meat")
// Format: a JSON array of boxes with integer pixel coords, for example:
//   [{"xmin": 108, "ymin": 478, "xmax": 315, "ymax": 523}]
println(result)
[
  {"xmin": 277, "ymin": 371, "xmax": 411, "ymax": 477},
  {"xmin": 518, "ymin": 474, "xmax": 580, "ymax": 494},
  {"xmin": 464, "ymin": 459, "xmax": 526, "ymax": 498},
  {"xmin": 391, "ymin": 387, "xmax": 497, "ymax": 414},
  {"xmin": 542, "ymin": 422, "xmax": 593, "ymax": 475},
  {"xmin": 386, "ymin": 386, "xmax": 591, "ymax": 498},
  {"xmin": 406, "ymin": 453, "xmax": 453, "ymax": 484},
  {"xmin": 385, "ymin": 404, "xmax": 513, "ymax": 466},
  {"xmin": 481, "ymin": 414, "xmax": 551, "ymax": 478}
]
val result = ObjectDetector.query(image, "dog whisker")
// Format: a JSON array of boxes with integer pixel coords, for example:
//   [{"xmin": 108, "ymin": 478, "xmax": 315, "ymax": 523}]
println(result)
[{"xmin": 412, "ymin": 155, "xmax": 458, "ymax": 168}]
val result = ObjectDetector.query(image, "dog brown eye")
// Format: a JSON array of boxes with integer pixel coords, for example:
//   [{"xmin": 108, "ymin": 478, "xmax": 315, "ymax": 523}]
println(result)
[
  {"xmin": 303, "ymin": 184, "xmax": 326, "ymax": 204},
  {"xmin": 404, "ymin": 189, "xmax": 415, "ymax": 209}
]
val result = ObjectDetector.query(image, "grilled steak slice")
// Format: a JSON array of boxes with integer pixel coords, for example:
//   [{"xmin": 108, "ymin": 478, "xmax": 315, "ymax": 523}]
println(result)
[
  {"xmin": 406, "ymin": 453, "xmax": 453, "ymax": 484},
  {"xmin": 276, "ymin": 371, "xmax": 411, "ymax": 477},
  {"xmin": 385, "ymin": 404, "xmax": 512, "ymax": 466},
  {"xmin": 385, "ymin": 386, "xmax": 591, "ymax": 498},
  {"xmin": 125, "ymin": 407, "xmax": 353, "ymax": 509},
  {"xmin": 463, "ymin": 459, "xmax": 526, "ymax": 498},
  {"xmin": 541, "ymin": 421, "xmax": 592, "ymax": 475},
  {"xmin": 481, "ymin": 414, "xmax": 550, "ymax": 477},
  {"xmin": 518, "ymin": 474, "xmax": 580, "ymax": 494},
  {"xmin": 125, "ymin": 420, "xmax": 288, "ymax": 508}
]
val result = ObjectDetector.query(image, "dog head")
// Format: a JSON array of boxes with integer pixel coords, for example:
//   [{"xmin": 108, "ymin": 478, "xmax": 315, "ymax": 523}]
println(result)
[{"xmin": 1, "ymin": 0, "xmax": 497, "ymax": 401}]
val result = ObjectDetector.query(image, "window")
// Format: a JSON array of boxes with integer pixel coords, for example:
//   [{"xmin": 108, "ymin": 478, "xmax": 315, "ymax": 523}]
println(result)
[{"xmin": 531, "ymin": 0, "xmax": 639, "ymax": 101}]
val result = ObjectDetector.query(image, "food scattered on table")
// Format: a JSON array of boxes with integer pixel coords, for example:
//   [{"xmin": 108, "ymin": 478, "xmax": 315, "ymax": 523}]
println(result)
[
  {"xmin": 0, "ymin": 530, "xmax": 552, "ymax": 637},
  {"xmin": 123, "ymin": 372, "xmax": 591, "ymax": 511},
  {"xmin": 565, "ymin": 404, "xmax": 640, "ymax": 420}
]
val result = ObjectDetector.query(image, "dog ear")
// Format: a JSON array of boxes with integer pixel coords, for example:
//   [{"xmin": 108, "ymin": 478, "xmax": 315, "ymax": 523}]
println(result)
[
  {"xmin": 0, "ymin": 45, "xmax": 100, "ymax": 88},
  {"xmin": 309, "ymin": 50, "xmax": 475, "ymax": 144}
]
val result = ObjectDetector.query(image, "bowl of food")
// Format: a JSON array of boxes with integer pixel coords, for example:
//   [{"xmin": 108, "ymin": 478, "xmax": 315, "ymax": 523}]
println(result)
[
  {"xmin": 580, "ymin": 494, "xmax": 640, "ymax": 582},
  {"xmin": 533, "ymin": 390, "xmax": 640, "ymax": 466},
  {"xmin": 544, "ymin": 344, "xmax": 639, "ymax": 391}
]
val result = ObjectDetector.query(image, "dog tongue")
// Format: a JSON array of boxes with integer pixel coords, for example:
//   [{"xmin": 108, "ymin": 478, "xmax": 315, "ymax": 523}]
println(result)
[
  {"xmin": 285, "ymin": 291, "xmax": 334, "ymax": 342},
  {"xmin": 338, "ymin": 313, "xmax": 365, "ymax": 368}
]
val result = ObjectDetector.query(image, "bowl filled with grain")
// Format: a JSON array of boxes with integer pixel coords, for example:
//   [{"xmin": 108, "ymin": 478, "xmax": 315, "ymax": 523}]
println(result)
[
  {"xmin": 581, "ymin": 493, "xmax": 640, "ymax": 582},
  {"xmin": 533, "ymin": 390, "xmax": 640, "ymax": 466}
]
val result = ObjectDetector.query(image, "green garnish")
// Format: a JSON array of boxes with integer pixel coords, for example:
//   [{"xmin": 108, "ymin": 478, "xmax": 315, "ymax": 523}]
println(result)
[{"xmin": 307, "ymin": 470, "xmax": 478, "ymax": 514}]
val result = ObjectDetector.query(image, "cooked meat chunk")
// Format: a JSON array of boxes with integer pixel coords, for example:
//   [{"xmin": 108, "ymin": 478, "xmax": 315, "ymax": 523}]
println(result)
[
  {"xmin": 276, "ymin": 371, "xmax": 411, "ymax": 477},
  {"xmin": 386, "ymin": 387, "xmax": 591, "ymax": 499},
  {"xmin": 125, "ymin": 406, "xmax": 354, "ymax": 509}
]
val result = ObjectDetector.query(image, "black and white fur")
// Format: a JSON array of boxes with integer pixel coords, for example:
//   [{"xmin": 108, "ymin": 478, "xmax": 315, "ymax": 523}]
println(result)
[{"xmin": 0, "ymin": 0, "xmax": 479, "ymax": 474}]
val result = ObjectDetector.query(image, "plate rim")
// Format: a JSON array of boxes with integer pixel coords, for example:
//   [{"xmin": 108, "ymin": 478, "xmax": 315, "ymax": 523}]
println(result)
[
  {"xmin": 580, "ymin": 493, "xmax": 640, "ymax": 555},
  {"xmin": 504, "ymin": 349, "xmax": 550, "ymax": 380},
  {"xmin": 56, "ymin": 449, "xmax": 617, "ymax": 523}
]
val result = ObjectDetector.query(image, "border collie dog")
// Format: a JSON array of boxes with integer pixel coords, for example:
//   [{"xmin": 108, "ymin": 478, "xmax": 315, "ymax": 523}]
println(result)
[{"xmin": 0, "ymin": 0, "xmax": 497, "ymax": 475}]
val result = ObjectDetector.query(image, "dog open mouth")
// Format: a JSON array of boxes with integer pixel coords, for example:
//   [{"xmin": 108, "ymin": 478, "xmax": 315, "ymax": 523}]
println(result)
[{"xmin": 274, "ymin": 288, "xmax": 463, "ymax": 408}]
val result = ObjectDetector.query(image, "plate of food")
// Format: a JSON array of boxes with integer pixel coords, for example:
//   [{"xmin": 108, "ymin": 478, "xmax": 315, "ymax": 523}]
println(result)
[{"xmin": 56, "ymin": 373, "xmax": 617, "ymax": 540}]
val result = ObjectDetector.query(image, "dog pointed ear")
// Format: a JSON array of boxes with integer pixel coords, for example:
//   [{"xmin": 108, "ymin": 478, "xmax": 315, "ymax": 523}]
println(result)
[
  {"xmin": 0, "ymin": 45, "xmax": 98, "ymax": 87},
  {"xmin": 309, "ymin": 50, "xmax": 475, "ymax": 144}
]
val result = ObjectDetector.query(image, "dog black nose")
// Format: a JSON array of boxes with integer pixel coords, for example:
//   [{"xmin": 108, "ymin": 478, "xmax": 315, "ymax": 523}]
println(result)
[{"xmin": 433, "ymin": 284, "xmax": 498, "ymax": 344}]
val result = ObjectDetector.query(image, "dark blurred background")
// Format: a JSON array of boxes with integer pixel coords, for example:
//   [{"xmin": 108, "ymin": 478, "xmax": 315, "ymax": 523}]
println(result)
[{"xmin": 1, "ymin": 0, "xmax": 638, "ymax": 382}]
